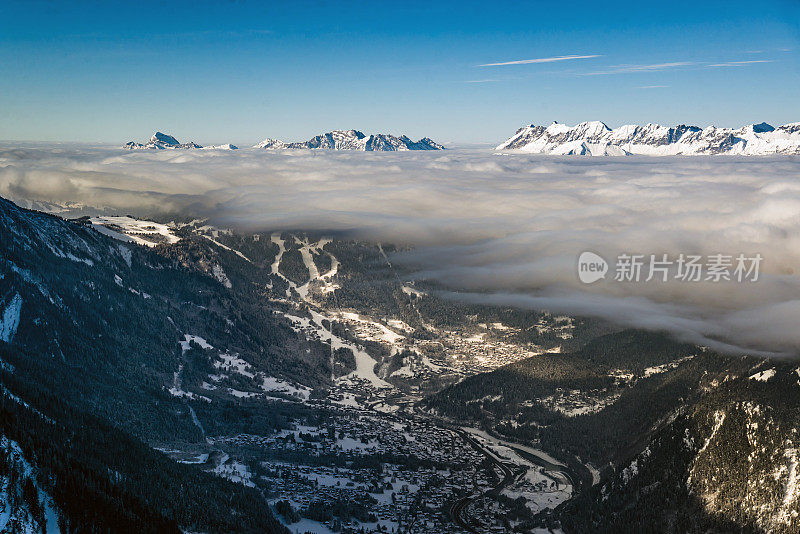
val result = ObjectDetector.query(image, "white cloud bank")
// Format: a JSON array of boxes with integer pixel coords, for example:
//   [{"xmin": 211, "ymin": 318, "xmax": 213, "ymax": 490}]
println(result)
[{"xmin": 2, "ymin": 145, "xmax": 800, "ymax": 356}]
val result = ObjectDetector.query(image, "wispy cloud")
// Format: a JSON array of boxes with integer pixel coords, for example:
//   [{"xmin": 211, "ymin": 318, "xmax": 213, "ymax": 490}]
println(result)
[
  {"xmin": 581, "ymin": 62, "xmax": 695, "ymax": 76},
  {"xmin": 581, "ymin": 58, "xmax": 775, "ymax": 76},
  {"xmin": 478, "ymin": 54, "xmax": 600, "ymax": 67},
  {"xmin": 708, "ymin": 59, "xmax": 774, "ymax": 67}
]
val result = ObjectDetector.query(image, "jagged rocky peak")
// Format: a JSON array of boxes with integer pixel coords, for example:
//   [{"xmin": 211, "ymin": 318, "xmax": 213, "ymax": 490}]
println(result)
[
  {"xmin": 253, "ymin": 138, "xmax": 286, "ymax": 149},
  {"xmin": 750, "ymin": 122, "xmax": 775, "ymax": 133},
  {"xmin": 150, "ymin": 131, "xmax": 180, "ymax": 146},
  {"xmin": 496, "ymin": 120, "xmax": 800, "ymax": 156},
  {"xmin": 123, "ymin": 131, "xmax": 238, "ymax": 150},
  {"xmin": 253, "ymin": 129, "xmax": 445, "ymax": 151},
  {"xmin": 778, "ymin": 122, "xmax": 800, "ymax": 134}
]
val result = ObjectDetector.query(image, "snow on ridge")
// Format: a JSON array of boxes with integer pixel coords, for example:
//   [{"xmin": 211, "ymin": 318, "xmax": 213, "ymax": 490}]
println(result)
[
  {"xmin": 123, "ymin": 131, "xmax": 238, "ymax": 150},
  {"xmin": 201, "ymin": 144, "xmax": 239, "ymax": 150},
  {"xmin": 496, "ymin": 120, "xmax": 800, "ymax": 156},
  {"xmin": 254, "ymin": 129, "xmax": 445, "ymax": 151},
  {"xmin": 90, "ymin": 216, "xmax": 180, "ymax": 247}
]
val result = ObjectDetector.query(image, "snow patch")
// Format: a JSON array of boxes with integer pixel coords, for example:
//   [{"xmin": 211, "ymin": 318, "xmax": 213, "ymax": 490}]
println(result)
[
  {"xmin": 749, "ymin": 368, "xmax": 776, "ymax": 382},
  {"xmin": 212, "ymin": 264, "xmax": 232, "ymax": 288},
  {"xmin": 0, "ymin": 293, "xmax": 22, "ymax": 343},
  {"xmin": 261, "ymin": 376, "xmax": 311, "ymax": 400},
  {"xmin": 90, "ymin": 216, "xmax": 180, "ymax": 247}
]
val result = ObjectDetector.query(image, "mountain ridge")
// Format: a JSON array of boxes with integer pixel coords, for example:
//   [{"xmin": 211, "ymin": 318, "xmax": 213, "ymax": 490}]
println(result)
[
  {"xmin": 496, "ymin": 121, "xmax": 800, "ymax": 155},
  {"xmin": 254, "ymin": 129, "xmax": 445, "ymax": 151},
  {"xmin": 124, "ymin": 131, "xmax": 238, "ymax": 150}
]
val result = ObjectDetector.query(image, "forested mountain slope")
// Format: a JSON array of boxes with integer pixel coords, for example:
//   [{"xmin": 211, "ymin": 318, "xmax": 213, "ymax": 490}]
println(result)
[
  {"xmin": 424, "ymin": 329, "xmax": 800, "ymax": 532},
  {"xmin": 0, "ymin": 197, "xmax": 295, "ymax": 532}
]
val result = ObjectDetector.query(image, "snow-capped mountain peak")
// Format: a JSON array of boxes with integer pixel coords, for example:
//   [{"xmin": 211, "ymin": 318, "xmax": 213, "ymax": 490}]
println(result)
[
  {"xmin": 150, "ymin": 131, "xmax": 180, "ymax": 146},
  {"xmin": 496, "ymin": 121, "xmax": 800, "ymax": 156},
  {"xmin": 124, "ymin": 132, "xmax": 238, "ymax": 150},
  {"xmin": 253, "ymin": 138, "xmax": 285, "ymax": 149}
]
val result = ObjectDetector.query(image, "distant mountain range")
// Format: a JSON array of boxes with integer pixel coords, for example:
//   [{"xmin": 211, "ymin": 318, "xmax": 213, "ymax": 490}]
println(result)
[
  {"xmin": 254, "ymin": 129, "xmax": 445, "ymax": 151},
  {"xmin": 123, "ymin": 130, "xmax": 444, "ymax": 151},
  {"xmin": 124, "ymin": 132, "xmax": 238, "ymax": 150},
  {"xmin": 496, "ymin": 121, "xmax": 800, "ymax": 155},
  {"xmin": 123, "ymin": 123, "xmax": 800, "ymax": 155}
]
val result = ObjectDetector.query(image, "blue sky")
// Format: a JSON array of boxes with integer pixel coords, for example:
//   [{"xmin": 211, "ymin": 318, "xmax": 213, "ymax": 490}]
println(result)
[{"xmin": 1, "ymin": 0, "xmax": 798, "ymax": 144}]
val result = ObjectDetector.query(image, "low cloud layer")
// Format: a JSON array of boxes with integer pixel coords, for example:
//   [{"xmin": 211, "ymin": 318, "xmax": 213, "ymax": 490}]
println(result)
[{"xmin": 2, "ymin": 145, "xmax": 800, "ymax": 356}]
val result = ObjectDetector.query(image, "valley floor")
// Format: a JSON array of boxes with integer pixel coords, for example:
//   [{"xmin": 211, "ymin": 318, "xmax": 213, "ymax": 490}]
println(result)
[{"xmin": 160, "ymin": 383, "xmax": 576, "ymax": 534}]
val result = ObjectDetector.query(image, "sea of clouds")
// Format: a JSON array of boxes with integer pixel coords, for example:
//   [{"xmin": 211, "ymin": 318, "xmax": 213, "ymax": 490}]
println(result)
[{"xmin": 2, "ymin": 144, "xmax": 800, "ymax": 356}]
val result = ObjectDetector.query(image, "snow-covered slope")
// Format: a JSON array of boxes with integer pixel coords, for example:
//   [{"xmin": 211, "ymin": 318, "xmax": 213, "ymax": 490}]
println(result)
[
  {"xmin": 0, "ymin": 435, "xmax": 62, "ymax": 533},
  {"xmin": 496, "ymin": 121, "xmax": 800, "ymax": 156},
  {"xmin": 124, "ymin": 132, "xmax": 237, "ymax": 150},
  {"xmin": 254, "ymin": 129, "xmax": 444, "ymax": 151}
]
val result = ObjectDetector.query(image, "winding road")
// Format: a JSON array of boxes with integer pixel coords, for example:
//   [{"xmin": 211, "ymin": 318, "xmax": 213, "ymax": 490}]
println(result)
[{"xmin": 447, "ymin": 428, "xmax": 521, "ymax": 532}]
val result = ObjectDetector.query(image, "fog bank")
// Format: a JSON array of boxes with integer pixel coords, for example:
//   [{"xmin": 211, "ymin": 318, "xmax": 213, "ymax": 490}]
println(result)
[{"xmin": 3, "ymin": 145, "xmax": 800, "ymax": 355}]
